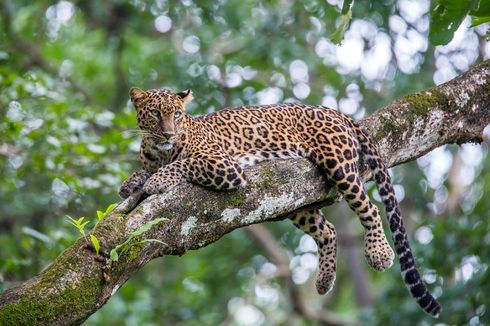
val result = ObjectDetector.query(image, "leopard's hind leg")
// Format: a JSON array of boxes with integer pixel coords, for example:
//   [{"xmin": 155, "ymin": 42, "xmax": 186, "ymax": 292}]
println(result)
[
  {"xmin": 309, "ymin": 147, "xmax": 395, "ymax": 272},
  {"xmin": 290, "ymin": 209, "xmax": 337, "ymax": 294},
  {"xmin": 341, "ymin": 173, "xmax": 395, "ymax": 271}
]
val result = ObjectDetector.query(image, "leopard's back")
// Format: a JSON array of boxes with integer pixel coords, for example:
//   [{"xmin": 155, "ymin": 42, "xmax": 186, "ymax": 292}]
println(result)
[{"xmin": 195, "ymin": 104, "xmax": 357, "ymax": 166}]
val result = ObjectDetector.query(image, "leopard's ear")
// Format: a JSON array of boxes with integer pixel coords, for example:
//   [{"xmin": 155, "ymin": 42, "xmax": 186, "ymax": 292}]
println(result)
[
  {"xmin": 129, "ymin": 87, "xmax": 148, "ymax": 104},
  {"xmin": 177, "ymin": 89, "xmax": 193, "ymax": 108}
]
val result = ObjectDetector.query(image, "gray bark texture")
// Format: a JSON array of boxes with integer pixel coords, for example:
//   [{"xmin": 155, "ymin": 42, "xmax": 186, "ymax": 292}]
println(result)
[{"xmin": 0, "ymin": 60, "xmax": 489, "ymax": 325}]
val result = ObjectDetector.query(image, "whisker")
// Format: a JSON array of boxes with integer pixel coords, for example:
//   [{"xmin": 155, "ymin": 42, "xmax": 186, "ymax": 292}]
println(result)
[
  {"xmin": 122, "ymin": 129, "xmax": 169, "ymax": 142},
  {"xmin": 149, "ymin": 133, "xmax": 167, "ymax": 140},
  {"xmin": 123, "ymin": 130, "xmax": 146, "ymax": 137}
]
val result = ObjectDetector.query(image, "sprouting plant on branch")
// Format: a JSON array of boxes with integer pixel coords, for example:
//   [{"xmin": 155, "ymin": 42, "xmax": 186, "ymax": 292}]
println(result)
[{"xmin": 66, "ymin": 203, "xmax": 117, "ymax": 255}]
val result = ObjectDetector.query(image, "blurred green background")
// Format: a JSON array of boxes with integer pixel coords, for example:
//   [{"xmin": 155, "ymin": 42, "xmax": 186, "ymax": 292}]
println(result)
[{"xmin": 0, "ymin": 0, "xmax": 489, "ymax": 325}]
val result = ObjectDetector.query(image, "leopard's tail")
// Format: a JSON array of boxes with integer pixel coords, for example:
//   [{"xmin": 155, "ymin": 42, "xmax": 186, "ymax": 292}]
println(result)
[{"xmin": 355, "ymin": 126, "xmax": 441, "ymax": 318}]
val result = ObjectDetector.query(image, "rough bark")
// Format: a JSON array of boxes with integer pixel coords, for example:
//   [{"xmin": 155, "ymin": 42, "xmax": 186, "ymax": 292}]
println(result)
[{"xmin": 0, "ymin": 60, "xmax": 489, "ymax": 325}]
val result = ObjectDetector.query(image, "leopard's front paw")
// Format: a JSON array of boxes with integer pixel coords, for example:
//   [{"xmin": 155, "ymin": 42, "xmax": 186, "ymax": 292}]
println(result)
[
  {"xmin": 119, "ymin": 183, "xmax": 136, "ymax": 199},
  {"xmin": 119, "ymin": 170, "xmax": 152, "ymax": 199}
]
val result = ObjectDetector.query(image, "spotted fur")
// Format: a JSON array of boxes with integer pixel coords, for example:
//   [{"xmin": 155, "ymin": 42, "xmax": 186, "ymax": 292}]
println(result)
[
  {"xmin": 290, "ymin": 209, "xmax": 337, "ymax": 294},
  {"xmin": 120, "ymin": 87, "xmax": 441, "ymax": 317}
]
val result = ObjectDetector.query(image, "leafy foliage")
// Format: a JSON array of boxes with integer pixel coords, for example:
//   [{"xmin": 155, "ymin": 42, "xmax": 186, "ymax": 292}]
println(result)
[
  {"xmin": 431, "ymin": 0, "xmax": 490, "ymax": 45},
  {"xmin": 429, "ymin": 0, "xmax": 479, "ymax": 45},
  {"xmin": 65, "ymin": 203, "xmax": 116, "ymax": 255},
  {"xmin": 328, "ymin": 0, "xmax": 353, "ymax": 44},
  {"xmin": 329, "ymin": 9, "xmax": 353, "ymax": 45},
  {"xmin": 470, "ymin": 1, "xmax": 490, "ymax": 27},
  {"xmin": 343, "ymin": 0, "xmax": 489, "ymax": 46}
]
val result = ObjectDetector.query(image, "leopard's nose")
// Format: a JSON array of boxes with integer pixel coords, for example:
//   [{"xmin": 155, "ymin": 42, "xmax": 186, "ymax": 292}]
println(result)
[{"xmin": 162, "ymin": 131, "xmax": 176, "ymax": 139}]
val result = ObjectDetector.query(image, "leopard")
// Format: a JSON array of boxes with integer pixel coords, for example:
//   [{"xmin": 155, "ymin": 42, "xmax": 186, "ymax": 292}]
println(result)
[{"xmin": 119, "ymin": 87, "xmax": 441, "ymax": 317}]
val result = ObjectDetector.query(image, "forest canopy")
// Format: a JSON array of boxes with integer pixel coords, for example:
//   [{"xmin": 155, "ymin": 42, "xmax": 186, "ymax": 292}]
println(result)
[{"xmin": 0, "ymin": 0, "xmax": 489, "ymax": 325}]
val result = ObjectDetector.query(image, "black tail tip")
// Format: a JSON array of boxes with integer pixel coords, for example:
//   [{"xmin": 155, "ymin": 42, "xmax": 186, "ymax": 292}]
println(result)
[{"xmin": 427, "ymin": 300, "xmax": 441, "ymax": 318}]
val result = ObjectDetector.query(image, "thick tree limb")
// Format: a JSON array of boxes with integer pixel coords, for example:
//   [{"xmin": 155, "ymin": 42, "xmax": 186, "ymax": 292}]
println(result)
[{"xmin": 0, "ymin": 61, "xmax": 489, "ymax": 325}]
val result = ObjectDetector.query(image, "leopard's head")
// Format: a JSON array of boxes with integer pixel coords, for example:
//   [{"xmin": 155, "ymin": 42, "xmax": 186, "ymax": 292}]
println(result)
[{"xmin": 129, "ymin": 87, "xmax": 193, "ymax": 150}]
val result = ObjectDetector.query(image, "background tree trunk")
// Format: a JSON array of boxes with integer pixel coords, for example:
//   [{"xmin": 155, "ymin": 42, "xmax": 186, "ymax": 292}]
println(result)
[{"xmin": 0, "ymin": 60, "xmax": 489, "ymax": 325}]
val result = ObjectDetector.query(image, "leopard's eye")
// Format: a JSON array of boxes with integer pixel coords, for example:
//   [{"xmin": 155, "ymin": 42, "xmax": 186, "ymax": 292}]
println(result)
[
  {"xmin": 148, "ymin": 109, "xmax": 160, "ymax": 120},
  {"xmin": 174, "ymin": 111, "xmax": 182, "ymax": 119}
]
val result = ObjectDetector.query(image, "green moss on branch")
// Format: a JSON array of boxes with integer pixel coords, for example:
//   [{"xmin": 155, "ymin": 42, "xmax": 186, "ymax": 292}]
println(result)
[
  {"xmin": 0, "ymin": 274, "xmax": 103, "ymax": 325},
  {"xmin": 402, "ymin": 88, "xmax": 451, "ymax": 116}
]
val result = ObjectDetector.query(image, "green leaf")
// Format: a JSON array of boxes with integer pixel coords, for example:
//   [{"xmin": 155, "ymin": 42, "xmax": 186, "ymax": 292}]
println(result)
[
  {"xmin": 429, "ymin": 0, "xmax": 480, "ymax": 45},
  {"xmin": 109, "ymin": 249, "xmax": 119, "ymax": 262},
  {"xmin": 471, "ymin": 16, "xmax": 490, "ymax": 26},
  {"xmin": 108, "ymin": 218, "xmax": 168, "ymax": 263},
  {"xmin": 330, "ymin": 9, "xmax": 352, "ymax": 45},
  {"xmin": 66, "ymin": 215, "xmax": 88, "ymax": 237},
  {"xmin": 104, "ymin": 203, "xmax": 118, "ymax": 215},
  {"xmin": 470, "ymin": 0, "xmax": 490, "ymax": 16},
  {"xmin": 341, "ymin": 0, "xmax": 353, "ymax": 15},
  {"xmin": 66, "ymin": 215, "xmax": 79, "ymax": 227},
  {"xmin": 96, "ymin": 210, "xmax": 104, "ymax": 221},
  {"xmin": 90, "ymin": 234, "xmax": 100, "ymax": 255},
  {"xmin": 66, "ymin": 220, "xmax": 78, "ymax": 229},
  {"xmin": 128, "ymin": 218, "xmax": 167, "ymax": 238}
]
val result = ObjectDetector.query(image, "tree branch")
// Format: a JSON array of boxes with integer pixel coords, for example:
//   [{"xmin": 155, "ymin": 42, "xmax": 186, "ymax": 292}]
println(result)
[{"xmin": 1, "ymin": 60, "xmax": 489, "ymax": 325}]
